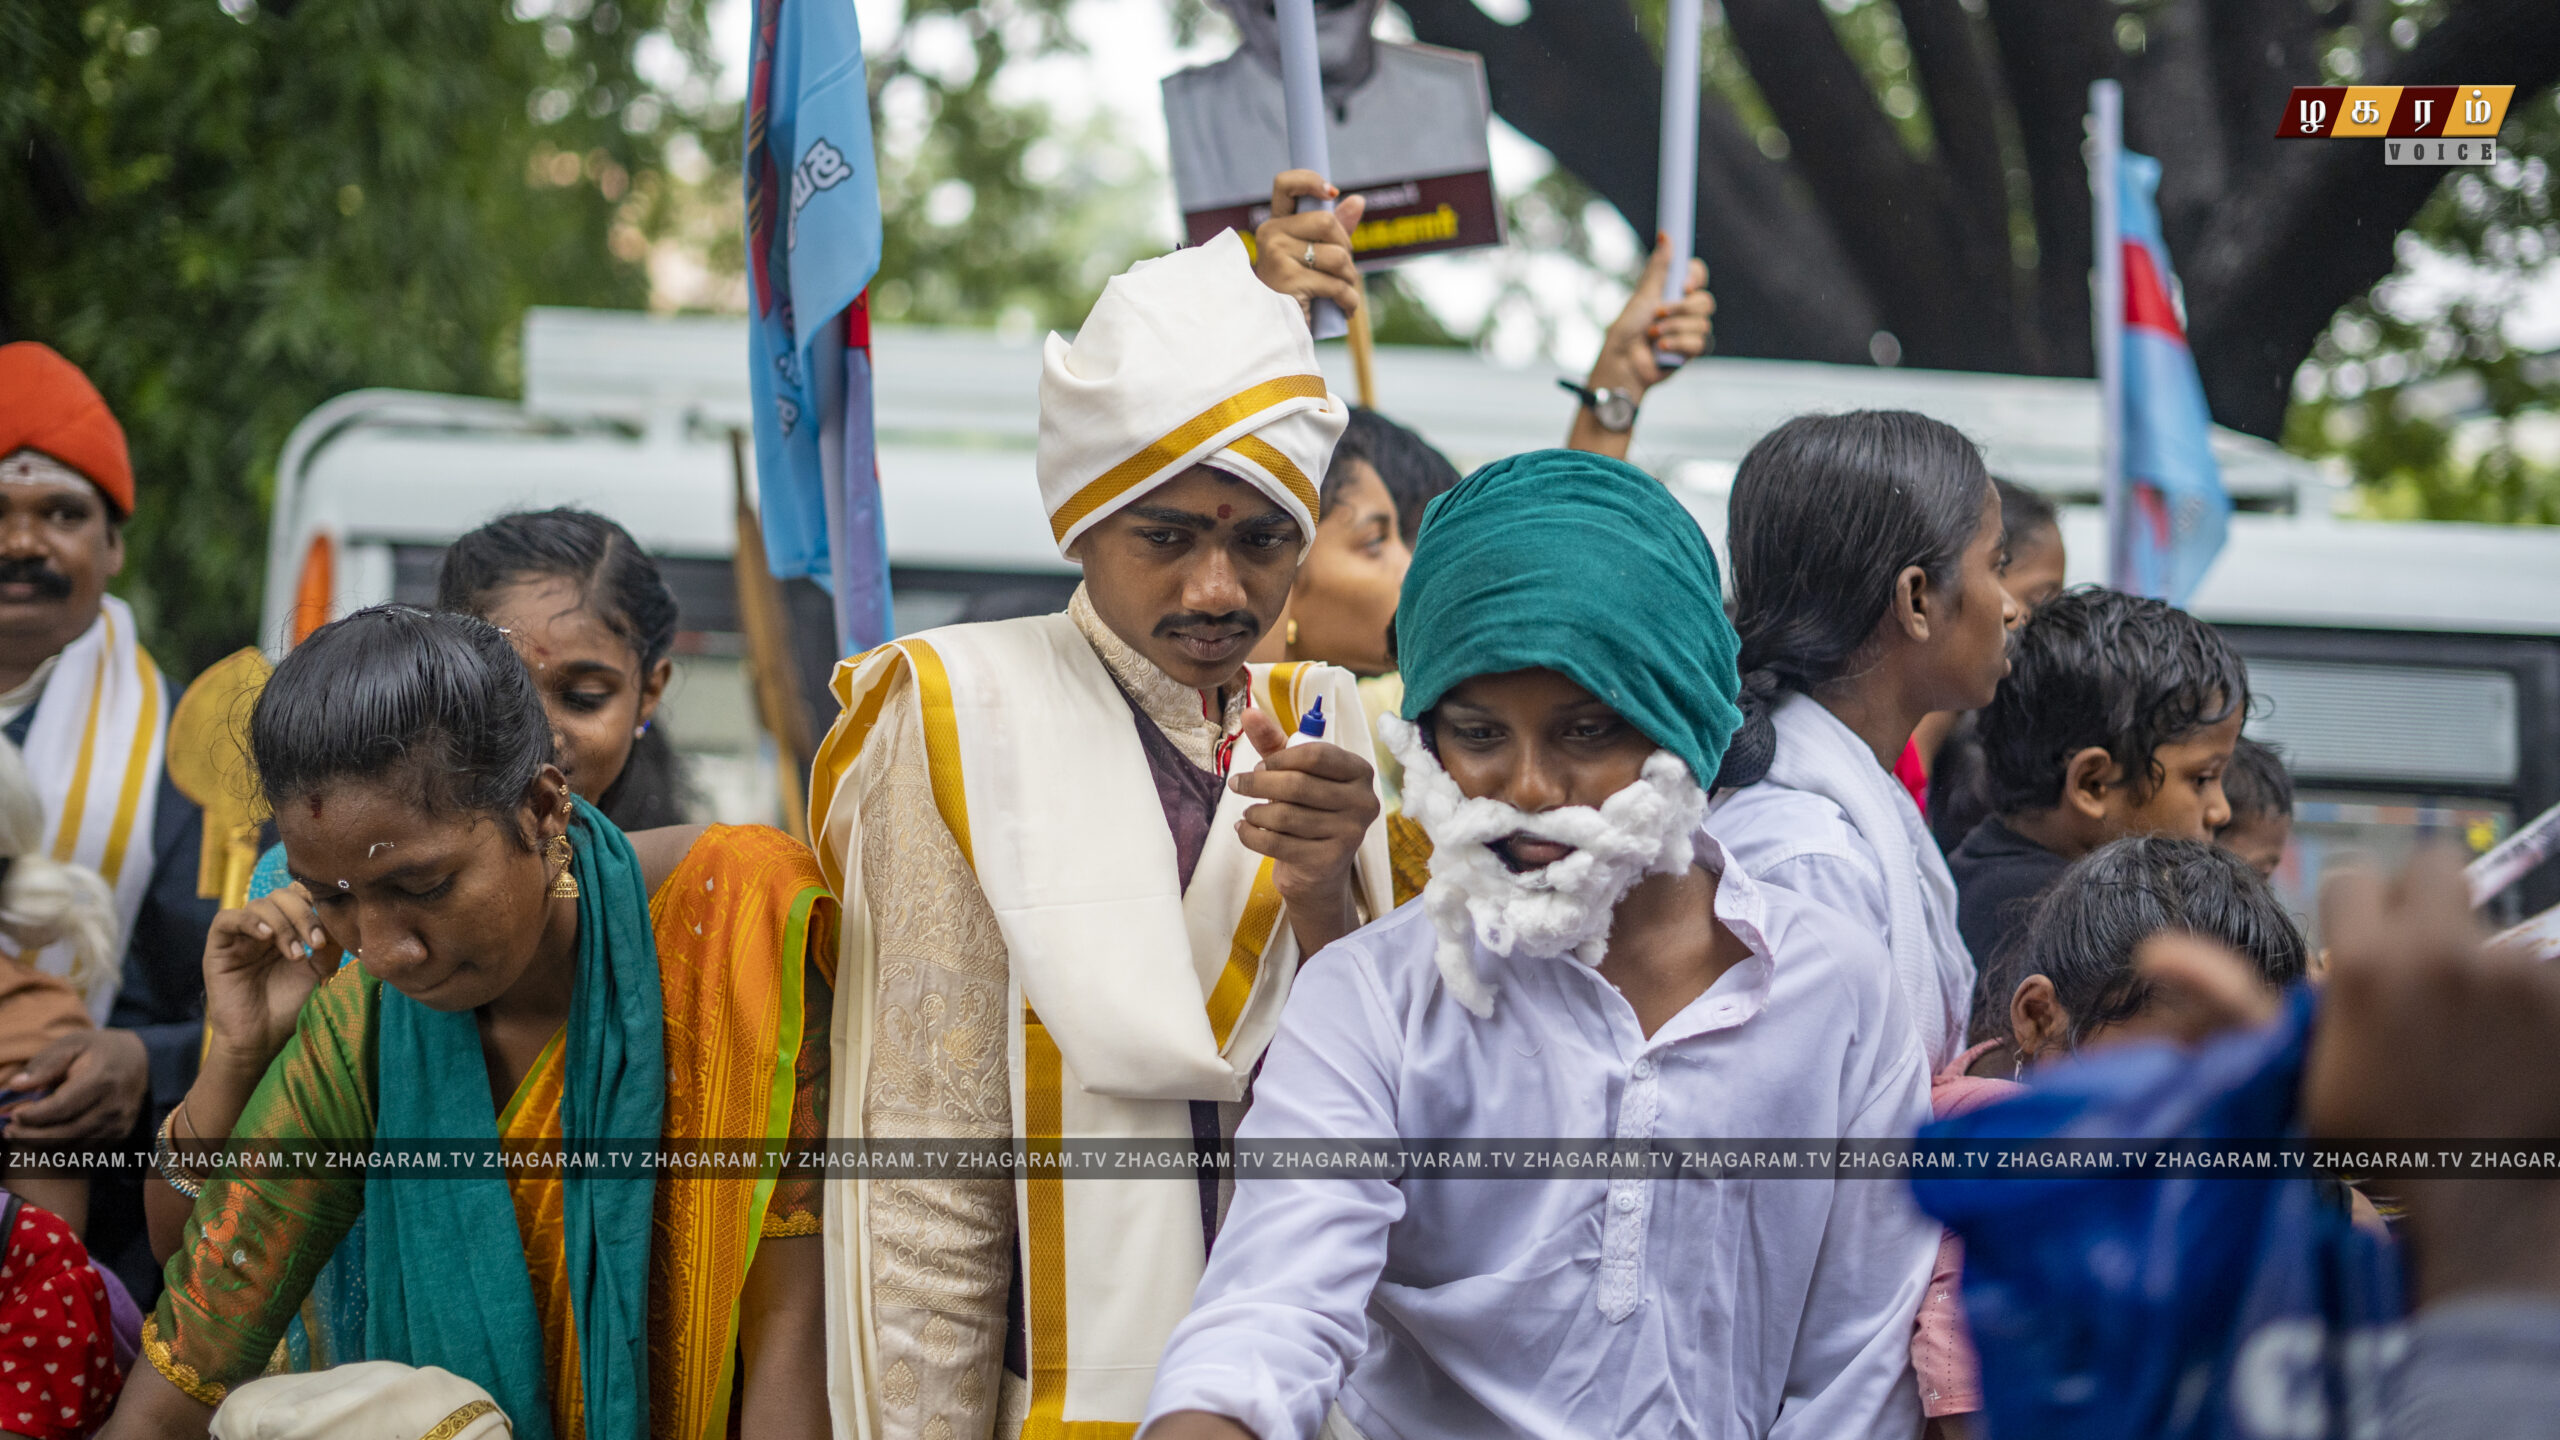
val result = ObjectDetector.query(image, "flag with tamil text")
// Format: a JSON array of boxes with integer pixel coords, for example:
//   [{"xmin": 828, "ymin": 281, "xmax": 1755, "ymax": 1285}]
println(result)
[{"xmin": 745, "ymin": 0, "xmax": 890, "ymax": 652}]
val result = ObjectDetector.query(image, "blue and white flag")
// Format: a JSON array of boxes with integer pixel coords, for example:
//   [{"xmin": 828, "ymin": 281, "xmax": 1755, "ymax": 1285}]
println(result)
[
  {"xmin": 746, "ymin": 0, "xmax": 889, "ymax": 654},
  {"xmin": 2109, "ymin": 151, "xmax": 2230, "ymax": 605}
]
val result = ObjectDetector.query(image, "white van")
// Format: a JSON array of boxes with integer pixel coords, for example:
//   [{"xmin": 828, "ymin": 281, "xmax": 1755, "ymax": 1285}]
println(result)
[{"xmin": 264, "ymin": 307, "xmax": 2560, "ymax": 927}]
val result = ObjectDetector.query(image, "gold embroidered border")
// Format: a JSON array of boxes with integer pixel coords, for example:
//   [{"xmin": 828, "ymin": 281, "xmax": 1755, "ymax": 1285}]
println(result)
[
  {"xmin": 761, "ymin": 1209, "xmax": 822, "ymax": 1239},
  {"xmin": 1226, "ymin": 433, "xmax": 1322, "ymax": 524},
  {"xmin": 1046, "ymin": 374, "xmax": 1328, "ymax": 544},
  {"xmin": 99, "ymin": 639, "xmax": 162, "ymax": 882},
  {"xmin": 420, "ymin": 1398, "xmax": 501, "ymax": 1440},
  {"xmin": 49, "ymin": 618, "xmax": 111, "ymax": 863},
  {"xmin": 902, "ymin": 641, "xmax": 973, "ymax": 869}
]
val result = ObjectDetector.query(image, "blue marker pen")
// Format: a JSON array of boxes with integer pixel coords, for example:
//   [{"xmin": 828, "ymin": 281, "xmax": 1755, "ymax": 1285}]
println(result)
[{"xmin": 1286, "ymin": 696, "xmax": 1327, "ymax": 746}]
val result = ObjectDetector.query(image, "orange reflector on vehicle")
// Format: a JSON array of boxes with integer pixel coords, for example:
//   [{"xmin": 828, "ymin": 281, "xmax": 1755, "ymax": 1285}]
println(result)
[{"xmin": 290, "ymin": 532, "xmax": 334, "ymax": 645}]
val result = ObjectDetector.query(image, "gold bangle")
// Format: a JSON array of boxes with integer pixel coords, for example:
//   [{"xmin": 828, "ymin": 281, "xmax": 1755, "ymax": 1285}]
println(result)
[{"xmin": 154, "ymin": 1105, "xmax": 206, "ymax": 1200}]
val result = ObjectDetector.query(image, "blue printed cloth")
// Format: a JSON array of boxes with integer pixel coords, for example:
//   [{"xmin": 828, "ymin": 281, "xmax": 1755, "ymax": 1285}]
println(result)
[{"xmin": 1913, "ymin": 988, "xmax": 2405, "ymax": 1438}]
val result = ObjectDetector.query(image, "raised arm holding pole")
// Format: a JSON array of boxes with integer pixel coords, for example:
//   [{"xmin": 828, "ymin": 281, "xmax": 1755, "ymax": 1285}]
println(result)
[{"xmin": 1275, "ymin": 0, "xmax": 1349, "ymax": 341}]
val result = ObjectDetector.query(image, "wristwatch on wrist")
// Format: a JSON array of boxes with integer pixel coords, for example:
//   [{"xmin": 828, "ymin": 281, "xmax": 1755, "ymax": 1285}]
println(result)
[{"xmin": 1558, "ymin": 378, "xmax": 1639, "ymax": 433}]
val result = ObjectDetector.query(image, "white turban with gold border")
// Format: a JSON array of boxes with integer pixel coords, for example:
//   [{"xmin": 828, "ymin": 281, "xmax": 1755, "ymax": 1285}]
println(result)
[{"xmin": 1037, "ymin": 229, "xmax": 1348, "ymax": 555}]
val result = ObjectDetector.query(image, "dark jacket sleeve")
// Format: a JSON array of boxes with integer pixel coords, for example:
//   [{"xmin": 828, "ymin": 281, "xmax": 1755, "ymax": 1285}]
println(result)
[{"xmin": 106, "ymin": 767, "xmax": 218, "ymax": 1112}]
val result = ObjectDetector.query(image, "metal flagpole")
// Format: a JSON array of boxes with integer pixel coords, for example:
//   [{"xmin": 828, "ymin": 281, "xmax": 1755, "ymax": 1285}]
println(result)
[
  {"xmin": 1655, "ymin": 0, "xmax": 1703, "ymax": 371},
  {"xmin": 2090, "ymin": 80, "xmax": 2127, "ymax": 591},
  {"xmin": 1275, "ymin": 0, "xmax": 1348, "ymax": 341}
]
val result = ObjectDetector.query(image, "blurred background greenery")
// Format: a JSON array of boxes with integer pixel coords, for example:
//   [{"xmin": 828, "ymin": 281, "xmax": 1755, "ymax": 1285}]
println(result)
[{"xmin": 2, "ymin": 0, "xmax": 2554, "ymax": 682}]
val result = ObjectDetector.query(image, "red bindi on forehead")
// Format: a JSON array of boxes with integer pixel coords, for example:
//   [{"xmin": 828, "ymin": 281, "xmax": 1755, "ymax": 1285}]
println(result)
[{"xmin": 1216, "ymin": 503, "xmax": 1232, "ymax": 519}]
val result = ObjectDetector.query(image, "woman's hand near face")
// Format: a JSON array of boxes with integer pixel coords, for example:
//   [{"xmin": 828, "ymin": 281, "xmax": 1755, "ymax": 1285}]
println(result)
[
  {"xmin": 186, "ymin": 884, "xmax": 342, "ymax": 1146},
  {"xmin": 204, "ymin": 883, "xmax": 342, "ymax": 1076}
]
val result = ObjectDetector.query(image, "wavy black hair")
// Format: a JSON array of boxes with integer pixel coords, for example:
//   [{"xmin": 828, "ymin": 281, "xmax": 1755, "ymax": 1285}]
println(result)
[
  {"xmin": 437, "ymin": 508, "xmax": 688, "ymax": 829},
  {"xmin": 1332, "ymin": 407, "xmax": 1460, "ymax": 545},
  {"xmin": 1976, "ymin": 834, "xmax": 2307, "ymax": 1046},
  {"xmin": 251, "ymin": 606, "xmax": 554, "ymax": 846},
  {"xmin": 1978, "ymin": 586, "xmax": 2247, "ymax": 815},
  {"xmin": 2223, "ymin": 736, "xmax": 2295, "ymax": 826},
  {"xmin": 1715, "ymin": 410, "xmax": 1994, "ymax": 790}
]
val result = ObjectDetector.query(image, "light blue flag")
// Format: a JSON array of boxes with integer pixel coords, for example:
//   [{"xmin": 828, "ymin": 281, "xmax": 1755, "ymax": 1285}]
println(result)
[
  {"xmin": 745, "ymin": 0, "xmax": 883, "ymax": 641},
  {"xmin": 2112, "ymin": 151, "xmax": 2230, "ymax": 605}
]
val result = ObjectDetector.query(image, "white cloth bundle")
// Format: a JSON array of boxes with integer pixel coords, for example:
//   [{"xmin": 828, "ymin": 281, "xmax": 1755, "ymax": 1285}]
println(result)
[{"xmin": 210, "ymin": 1362, "xmax": 509, "ymax": 1440}]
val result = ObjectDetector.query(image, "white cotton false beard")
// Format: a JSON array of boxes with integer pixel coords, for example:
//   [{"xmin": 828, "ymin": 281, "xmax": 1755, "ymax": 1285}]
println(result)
[{"xmin": 1380, "ymin": 714, "xmax": 1708, "ymax": 1019}]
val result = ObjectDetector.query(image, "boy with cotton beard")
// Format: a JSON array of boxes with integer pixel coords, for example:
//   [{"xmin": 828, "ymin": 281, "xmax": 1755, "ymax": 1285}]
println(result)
[{"xmin": 1142, "ymin": 451, "xmax": 1940, "ymax": 1440}]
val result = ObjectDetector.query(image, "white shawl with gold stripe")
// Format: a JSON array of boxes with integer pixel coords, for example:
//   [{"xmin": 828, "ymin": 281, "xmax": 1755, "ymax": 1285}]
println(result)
[
  {"xmin": 8, "ymin": 595, "xmax": 164, "ymax": 1017},
  {"xmin": 816, "ymin": 612, "xmax": 1390, "ymax": 1440}
]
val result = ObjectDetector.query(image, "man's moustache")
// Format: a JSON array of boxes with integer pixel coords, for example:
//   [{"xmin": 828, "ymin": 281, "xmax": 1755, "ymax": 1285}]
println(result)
[
  {"xmin": 1153, "ymin": 610, "xmax": 1261, "ymax": 639},
  {"xmin": 0, "ymin": 559, "xmax": 73, "ymax": 600}
]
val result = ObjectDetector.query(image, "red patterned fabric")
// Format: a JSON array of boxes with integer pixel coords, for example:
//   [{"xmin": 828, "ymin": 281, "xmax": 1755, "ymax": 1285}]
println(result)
[{"xmin": 0, "ymin": 1200, "xmax": 123, "ymax": 1437}]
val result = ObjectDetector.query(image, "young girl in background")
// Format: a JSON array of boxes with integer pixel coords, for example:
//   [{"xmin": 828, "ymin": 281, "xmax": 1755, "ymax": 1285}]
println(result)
[
  {"xmin": 1709, "ymin": 411, "xmax": 2020, "ymax": 1068},
  {"xmin": 437, "ymin": 508, "xmax": 690, "ymax": 829}
]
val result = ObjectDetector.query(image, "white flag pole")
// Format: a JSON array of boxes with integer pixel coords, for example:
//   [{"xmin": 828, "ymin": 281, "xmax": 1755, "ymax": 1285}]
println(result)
[
  {"xmin": 2090, "ymin": 79, "xmax": 2127, "ymax": 590},
  {"xmin": 1274, "ymin": 0, "xmax": 1348, "ymax": 341},
  {"xmin": 1654, "ymin": 0, "xmax": 1703, "ymax": 370}
]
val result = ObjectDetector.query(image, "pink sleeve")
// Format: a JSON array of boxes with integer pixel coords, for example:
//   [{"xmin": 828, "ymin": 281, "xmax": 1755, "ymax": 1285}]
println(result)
[{"xmin": 1910, "ymin": 1229, "xmax": 1983, "ymax": 1418}]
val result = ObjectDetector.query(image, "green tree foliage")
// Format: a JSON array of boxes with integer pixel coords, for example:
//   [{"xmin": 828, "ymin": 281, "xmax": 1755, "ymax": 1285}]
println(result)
[
  {"xmin": 865, "ymin": 0, "xmax": 1165, "ymax": 334},
  {"xmin": 2285, "ymin": 89, "xmax": 2560, "ymax": 525},
  {"xmin": 0, "ymin": 0, "xmax": 724, "ymax": 680}
]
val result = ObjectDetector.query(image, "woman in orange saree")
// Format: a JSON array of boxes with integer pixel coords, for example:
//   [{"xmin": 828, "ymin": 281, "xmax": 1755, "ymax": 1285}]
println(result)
[{"xmin": 104, "ymin": 607, "xmax": 833, "ymax": 1440}]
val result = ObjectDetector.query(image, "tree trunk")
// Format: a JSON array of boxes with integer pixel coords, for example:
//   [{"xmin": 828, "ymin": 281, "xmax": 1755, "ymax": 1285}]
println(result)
[{"xmin": 1398, "ymin": 0, "xmax": 2560, "ymax": 441}]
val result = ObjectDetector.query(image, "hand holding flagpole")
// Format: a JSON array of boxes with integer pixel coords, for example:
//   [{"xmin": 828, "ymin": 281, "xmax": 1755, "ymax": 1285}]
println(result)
[
  {"xmin": 1275, "ymin": 0, "xmax": 1348, "ymax": 341},
  {"xmin": 1654, "ymin": 0, "xmax": 1703, "ymax": 371}
]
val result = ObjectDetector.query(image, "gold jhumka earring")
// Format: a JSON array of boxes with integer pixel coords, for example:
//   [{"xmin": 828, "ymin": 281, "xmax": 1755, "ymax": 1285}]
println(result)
[{"xmin": 546, "ymin": 834, "xmax": 580, "ymax": 898}]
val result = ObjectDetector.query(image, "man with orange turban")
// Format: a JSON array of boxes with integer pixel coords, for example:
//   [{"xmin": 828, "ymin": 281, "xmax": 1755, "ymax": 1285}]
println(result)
[{"xmin": 0, "ymin": 342, "xmax": 218, "ymax": 1283}]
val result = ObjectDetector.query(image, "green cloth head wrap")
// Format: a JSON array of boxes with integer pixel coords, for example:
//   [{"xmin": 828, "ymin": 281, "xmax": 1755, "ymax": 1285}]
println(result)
[{"xmin": 1395, "ymin": 448, "xmax": 1741, "ymax": 787}]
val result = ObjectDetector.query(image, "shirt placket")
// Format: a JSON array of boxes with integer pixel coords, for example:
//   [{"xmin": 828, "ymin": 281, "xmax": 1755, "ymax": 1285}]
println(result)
[{"xmin": 1596, "ymin": 1046, "xmax": 1663, "ymax": 1323}]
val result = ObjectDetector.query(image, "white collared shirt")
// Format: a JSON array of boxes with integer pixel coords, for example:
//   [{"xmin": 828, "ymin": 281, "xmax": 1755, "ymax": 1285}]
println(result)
[
  {"xmin": 1143, "ymin": 836, "xmax": 1938, "ymax": 1440},
  {"xmin": 1709, "ymin": 699, "xmax": 1977, "ymax": 1068}
]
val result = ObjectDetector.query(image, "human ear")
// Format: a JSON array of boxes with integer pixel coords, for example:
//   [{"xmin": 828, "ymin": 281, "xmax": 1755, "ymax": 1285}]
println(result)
[
  {"xmin": 102, "ymin": 521, "xmax": 126, "ymax": 579},
  {"xmin": 526, "ymin": 766, "xmax": 575, "ymax": 845},
  {"xmin": 2061, "ymin": 746, "xmax": 2117, "ymax": 821},
  {"xmin": 1892, "ymin": 565, "xmax": 1931, "ymax": 643},
  {"xmin": 638, "ymin": 657, "xmax": 673, "ymax": 722},
  {"xmin": 2009, "ymin": 974, "xmax": 2071, "ymax": 1062}
]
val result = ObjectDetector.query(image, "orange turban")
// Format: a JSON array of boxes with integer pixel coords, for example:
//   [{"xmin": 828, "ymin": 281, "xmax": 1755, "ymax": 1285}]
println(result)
[{"xmin": 0, "ymin": 342, "xmax": 133, "ymax": 517}]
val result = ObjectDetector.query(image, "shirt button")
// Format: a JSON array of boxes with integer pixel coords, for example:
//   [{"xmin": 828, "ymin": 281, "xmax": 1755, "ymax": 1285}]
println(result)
[
  {"xmin": 1630, "ymin": 1057, "xmax": 1657, "ymax": 1081},
  {"xmin": 1613, "ymin": 1188, "xmax": 1641, "ymax": 1213}
]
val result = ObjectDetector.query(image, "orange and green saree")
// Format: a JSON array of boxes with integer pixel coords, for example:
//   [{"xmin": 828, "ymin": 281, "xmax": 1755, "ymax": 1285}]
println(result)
[{"xmin": 144, "ymin": 816, "xmax": 835, "ymax": 1440}]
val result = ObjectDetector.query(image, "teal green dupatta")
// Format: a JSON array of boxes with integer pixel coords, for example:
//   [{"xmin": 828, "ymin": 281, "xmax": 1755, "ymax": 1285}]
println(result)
[{"xmin": 361, "ymin": 800, "xmax": 665, "ymax": 1440}]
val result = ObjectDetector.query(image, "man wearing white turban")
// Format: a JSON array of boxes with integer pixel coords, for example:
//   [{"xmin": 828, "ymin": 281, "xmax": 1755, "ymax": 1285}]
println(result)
[{"xmin": 810, "ymin": 227, "xmax": 1394, "ymax": 1440}]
